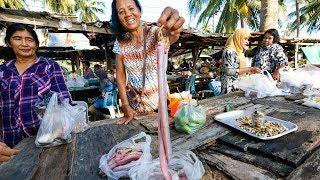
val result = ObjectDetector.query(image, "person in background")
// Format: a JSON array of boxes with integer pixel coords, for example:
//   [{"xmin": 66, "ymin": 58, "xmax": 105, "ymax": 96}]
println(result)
[
  {"xmin": 82, "ymin": 61, "xmax": 96, "ymax": 79},
  {"xmin": 252, "ymin": 29, "xmax": 288, "ymax": 80},
  {"xmin": 180, "ymin": 59, "xmax": 190, "ymax": 71},
  {"xmin": 93, "ymin": 64, "xmax": 107, "ymax": 90},
  {"xmin": 88, "ymin": 78, "xmax": 117, "ymax": 120},
  {"xmin": 111, "ymin": 0, "xmax": 184, "ymax": 124},
  {"xmin": 0, "ymin": 23, "xmax": 71, "ymax": 162},
  {"xmin": 93, "ymin": 64, "xmax": 107, "ymax": 81},
  {"xmin": 221, "ymin": 28, "xmax": 262, "ymax": 94}
]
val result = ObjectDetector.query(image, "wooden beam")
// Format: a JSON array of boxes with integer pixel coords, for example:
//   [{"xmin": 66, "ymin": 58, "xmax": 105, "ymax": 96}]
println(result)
[{"xmin": 0, "ymin": 13, "xmax": 110, "ymax": 34}]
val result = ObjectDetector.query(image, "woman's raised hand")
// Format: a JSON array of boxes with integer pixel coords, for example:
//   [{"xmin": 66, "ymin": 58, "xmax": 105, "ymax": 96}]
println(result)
[{"xmin": 157, "ymin": 7, "xmax": 185, "ymax": 44}]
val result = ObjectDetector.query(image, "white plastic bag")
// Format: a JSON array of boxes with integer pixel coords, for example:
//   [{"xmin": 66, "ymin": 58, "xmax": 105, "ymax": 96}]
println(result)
[
  {"xmin": 279, "ymin": 65, "xmax": 320, "ymax": 94},
  {"xmin": 129, "ymin": 150, "xmax": 205, "ymax": 180},
  {"xmin": 99, "ymin": 132, "xmax": 152, "ymax": 180},
  {"xmin": 302, "ymin": 96, "xmax": 320, "ymax": 109},
  {"xmin": 66, "ymin": 74, "xmax": 87, "ymax": 88},
  {"xmin": 63, "ymin": 100, "xmax": 89, "ymax": 133},
  {"xmin": 237, "ymin": 71, "xmax": 286, "ymax": 98},
  {"xmin": 35, "ymin": 93, "xmax": 89, "ymax": 147},
  {"xmin": 35, "ymin": 93, "xmax": 72, "ymax": 147}
]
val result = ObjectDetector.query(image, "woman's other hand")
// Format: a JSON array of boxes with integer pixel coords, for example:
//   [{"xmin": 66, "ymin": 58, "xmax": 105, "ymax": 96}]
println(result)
[
  {"xmin": 0, "ymin": 142, "xmax": 19, "ymax": 163},
  {"xmin": 250, "ymin": 67, "xmax": 262, "ymax": 74},
  {"xmin": 117, "ymin": 104, "xmax": 137, "ymax": 125},
  {"xmin": 157, "ymin": 7, "xmax": 185, "ymax": 44}
]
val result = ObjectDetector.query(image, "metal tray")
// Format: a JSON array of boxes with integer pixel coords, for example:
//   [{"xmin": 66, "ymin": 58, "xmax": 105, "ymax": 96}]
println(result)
[{"xmin": 214, "ymin": 110, "xmax": 298, "ymax": 140}]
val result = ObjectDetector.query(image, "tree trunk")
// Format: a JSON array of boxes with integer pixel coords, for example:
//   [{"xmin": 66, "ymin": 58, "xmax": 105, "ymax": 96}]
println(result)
[
  {"xmin": 260, "ymin": 0, "xmax": 278, "ymax": 32},
  {"xmin": 295, "ymin": 0, "xmax": 300, "ymax": 37},
  {"xmin": 240, "ymin": 16, "xmax": 244, "ymax": 28}
]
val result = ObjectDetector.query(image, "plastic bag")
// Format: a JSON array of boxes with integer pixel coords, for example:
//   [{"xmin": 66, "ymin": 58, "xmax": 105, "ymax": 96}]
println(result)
[
  {"xmin": 35, "ymin": 93, "xmax": 89, "ymax": 147},
  {"xmin": 99, "ymin": 132, "xmax": 152, "ymax": 180},
  {"xmin": 279, "ymin": 65, "xmax": 320, "ymax": 94},
  {"xmin": 35, "ymin": 93, "xmax": 72, "ymax": 147},
  {"xmin": 63, "ymin": 100, "xmax": 89, "ymax": 133},
  {"xmin": 129, "ymin": 150, "xmax": 205, "ymax": 180},
  {"xmin": 174, "ymin": 100, "xmax": 206, "ymax": 134},
  {"xmin": 302, "ymin": 96, "xmax": 320, "ymax": 109},
  {"xmin": 66, "ymin": 74, "xmax": 87, "ymax": 88},
  {"xmin": 168, "ymin": 91, "xmax": 192, "ymax": 117},
  {"xmin": 237, "ymin": 71, "xmax": 286, "ymax": 98}
]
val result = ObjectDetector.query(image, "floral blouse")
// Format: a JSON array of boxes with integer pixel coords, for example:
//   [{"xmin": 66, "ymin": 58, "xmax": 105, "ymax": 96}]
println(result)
[
  {"xmin": 252, "ymin": 44, "xmax": 288, "ymax": 73},
  {"xmin": 113, "ymin": 26, "xmax": 165, "ymax": 113},
  {"xmin": 221, "ymin": 48, "xmax": 240, "ymax": 94}
]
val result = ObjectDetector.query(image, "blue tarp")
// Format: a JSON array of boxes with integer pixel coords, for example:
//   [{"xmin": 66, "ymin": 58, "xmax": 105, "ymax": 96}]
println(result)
[{"xmin": 301, "ymin": 46, "xmax": 320, "ymax": 64}]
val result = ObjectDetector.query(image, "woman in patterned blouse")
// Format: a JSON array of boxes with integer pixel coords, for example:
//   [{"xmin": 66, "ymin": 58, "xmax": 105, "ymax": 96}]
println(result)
[
  {"xmin": 252, "ymin": 29, "xmax": 288, "ymax": 80},
  {"xmin": 0, "ymin": 23, "xmax": 71, "ymax": 162},
  {"xmin": 111, "ymin": 0, "xmax": 184, "ymax": 124},
  {"xmin": 221, "ymin": 28, "xmax": 261, "ymax": 94}
]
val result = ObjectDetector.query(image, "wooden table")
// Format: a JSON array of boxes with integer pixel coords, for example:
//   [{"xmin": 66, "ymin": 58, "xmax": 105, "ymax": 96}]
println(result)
[{"xmin": 1, "ymin": 92, "xmax": 320, "ymax": 180}]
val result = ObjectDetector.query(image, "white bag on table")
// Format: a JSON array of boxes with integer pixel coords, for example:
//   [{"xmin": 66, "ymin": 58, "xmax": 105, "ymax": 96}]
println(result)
[
  {"xmin": 99, "ymin": 132, "xmax": 152, "ymax": 180},
  {"xmin": 237, "ymin": 71, "xmax": 286, "ymax": 98},
  {"xmin": 129, "ymin": 150, "xmax": 205, "ymax": 180},
  {"xmin": 35, "ymin": 92, "xmax": 89, "ymax": 147}
]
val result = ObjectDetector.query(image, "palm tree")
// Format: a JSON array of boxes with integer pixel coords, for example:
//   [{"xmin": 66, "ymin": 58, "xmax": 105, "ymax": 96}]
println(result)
[
  {"xmin": 260, "ymin": 0, "xmax": 280, "ymax": 31},
  {"xmin": 288, "ymin": 0, "xmax": 320, "ymax": 34},
  {"xmin": 188, "ymin": 0, "xmax": 261, "ymax": 33},
  {"xmin": 0, "ymin": 0, "xmax": 25, "ymax": 9},
  {"xmin": 75, "ymin": 0, "xmax": 105, "ymax": 23},
  {"xmin": 44, "ymin": 0, "xmax": 75, "ymax": 14},
  {"xmin": 188, "ymin": 0, "xmax": 286, "ymax": 33}
]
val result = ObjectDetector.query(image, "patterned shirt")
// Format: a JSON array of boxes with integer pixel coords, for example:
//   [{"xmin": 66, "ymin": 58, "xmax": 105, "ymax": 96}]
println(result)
[
  {"xmin": 221, "ymin": 48, "xmax": 240, "ymax": 94},
  {"xmin": 113, "ymin": 26, "xmax": 165, "ymax": 113},
  {"xmin": 252, "ymin": 44, "xmax": 288, "ymax": 73},
  {"xmin": 0, "ymin": 57, "xmax": 71, "ymax": 147}
]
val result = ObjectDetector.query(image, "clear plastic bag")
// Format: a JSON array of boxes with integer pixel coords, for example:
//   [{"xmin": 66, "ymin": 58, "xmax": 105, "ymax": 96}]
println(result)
[
  {"xmin": 99, "ymin": 132, "xmax": 152, "ymax": 180},
  {"xmin": 35, "ymin": 93, "xmax": 89, "ymax": 147},
  {"xmin": 279, "ymin": 65, "xmax": 320, "ymax": 94},
  {"xmin": 174, "ymin": 100, "xmax": 206, "ymax": 134},
  {"xmin": 35, "ymin": 93, "xmax": 72, "ymax": 147},
  {"xmin": 237, "ymin": 71, "xmax": 286, "ymax": 98},
  {"xmin": 129, "ymin": 150, "xmax": 205, "ymax": 180}
]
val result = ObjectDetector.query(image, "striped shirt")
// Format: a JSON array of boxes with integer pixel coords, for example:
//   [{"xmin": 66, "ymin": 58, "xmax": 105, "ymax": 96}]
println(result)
[
  {"xmin": 113, "ymin": 26, "xmax": 166, "ymax": 113},
  {"xmin": 0, "ymin": 57, "xmax": 71, "ymax": 147}
]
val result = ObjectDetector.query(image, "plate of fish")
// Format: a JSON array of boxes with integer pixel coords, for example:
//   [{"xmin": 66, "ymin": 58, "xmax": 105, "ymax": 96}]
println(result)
[{"xmin": 214, "ymin": 110, "xmax": 298, "ymax": 140}]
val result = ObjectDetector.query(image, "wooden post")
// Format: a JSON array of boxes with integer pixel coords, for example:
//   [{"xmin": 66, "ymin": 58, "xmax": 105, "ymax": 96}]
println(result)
[
  {"xmin": 294, "ymin": 43, "xmax": 299, "ymax": 68},
  {"xmin": 191, "ymin": 47, "xmax": 201, "ymax": 74}
]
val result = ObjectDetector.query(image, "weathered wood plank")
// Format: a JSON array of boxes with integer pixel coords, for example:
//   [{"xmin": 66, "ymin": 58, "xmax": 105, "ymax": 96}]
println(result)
[
  {"xmin": 209, "ymin": 144, "xmax": 294, "ymax": 177},
  {"xmin": 199, "ymin": 150, "xmax": 278, "ymax": 180},
  {"xmin": 71, "ymin": 125, "xmax": 117, "ymax": 180},
  {"xmin": 218, "ymin": 97, "xmax": 320, "ymax": 167},
  {"xmin": 108, "ymin": 124, "xmax": 146, "ymax": 143},
  {"xmin": 195, "ymin": 150, "xmax": 231, "ymax": 180},
  {"xmin": 200, "ymin": 91, "xmax": 250, "ymax": 115},
  {"xmin": 171, "ymin": 123, "xmax": 229, "ymax": 152},
  {"xmin": 286, "ymin": 147, "xmax": 320, "ymax": 180},
  {"xmin": 0, "ymin": 137, "xmax": 42, "ymax": 180},
  {"xmin": 32, "ymin": 139, "xmax": 74, "ymax": 180}
]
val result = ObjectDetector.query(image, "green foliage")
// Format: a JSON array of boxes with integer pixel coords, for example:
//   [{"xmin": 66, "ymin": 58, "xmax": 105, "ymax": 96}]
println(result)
[
  {"xmin": 0, "ymin": 0, "xmax": 25, "ymax": 9},
  {"xmin": 288, "ymin": 0, "xmax": 320, "ymax": 34},
  {"xmin": 188, "ymin": 0, "xmax": 261, "ymax": 33},
  {"xmin": 75, "ymin": 0, "xmax": 105, "ymax": 23},
  {"xmin": 44, "ymin": 0, "xmax": 105, "ymax": 23}
]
